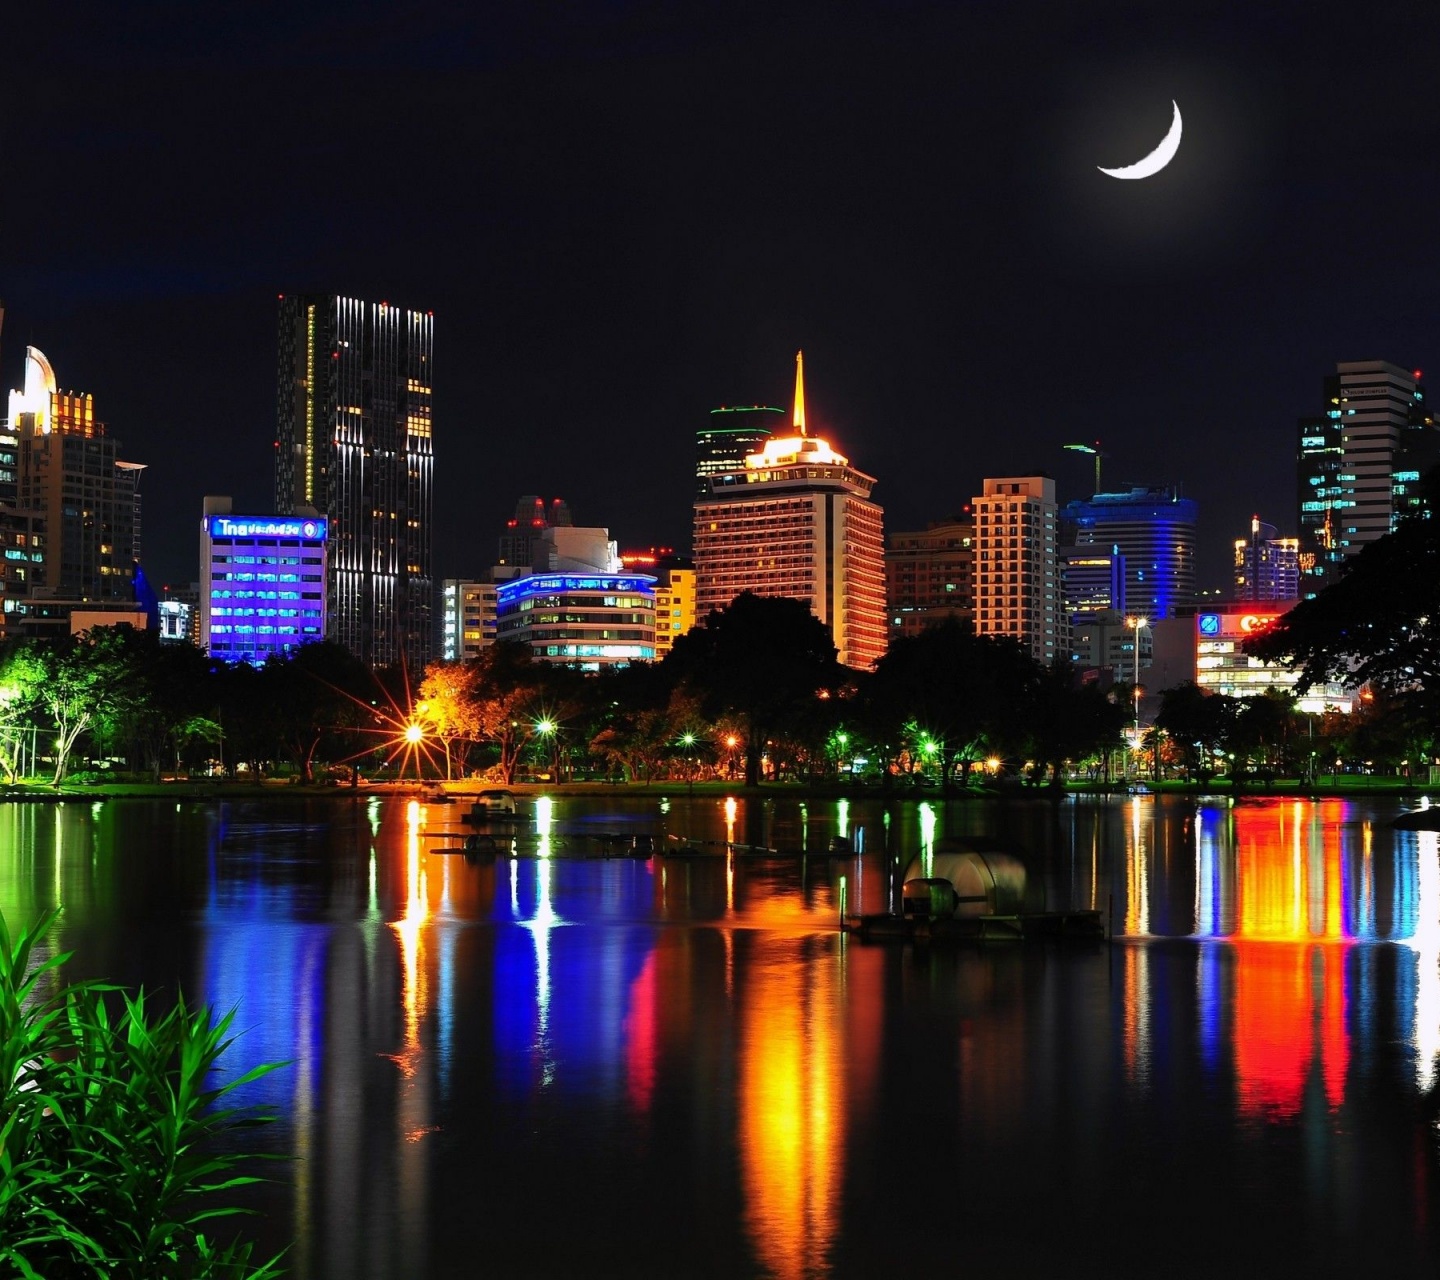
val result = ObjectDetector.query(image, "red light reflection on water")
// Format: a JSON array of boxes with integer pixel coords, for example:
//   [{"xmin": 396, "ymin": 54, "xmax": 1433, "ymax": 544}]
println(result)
[{"xmin": 1228, "ymin": 802, "xmax": 1351, "ymax": 1117}]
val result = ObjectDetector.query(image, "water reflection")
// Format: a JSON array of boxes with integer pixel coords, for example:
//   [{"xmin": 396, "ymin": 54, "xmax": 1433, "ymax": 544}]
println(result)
[
  {"xmin": 1, "ymin": 794, "xmax": 1437, "ymax": 1278},
  {"xmin": 739, "ymin": 938, "xmax": 843, "ymax": 1279}
]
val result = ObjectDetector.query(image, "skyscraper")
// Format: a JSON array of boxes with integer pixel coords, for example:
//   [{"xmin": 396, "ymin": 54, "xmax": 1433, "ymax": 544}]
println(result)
[
  {"xmin": 7, "ymin": 346, "xmax": 143, "ymax": 603},
  {"xmin": 275, "ymin": 295, "xmax": 434, "ymax": 668},
  {"xmin": 696, "ymin": 406, "xmax": 782, "ymax": 496},
  {"xmin": 1060, "ymin": 486, "xmax": 1196, "ymax": 621},
  {"xmin": 974, "ymin": 475, "xmax": 1063, "ymax": 665},
  {"xmin": 694, "ymin": 352, "xmax": 886, "ymax": 669},
  {"xmin": 1297, "ymin": 360, "xmax": 1436, "ymax": 596},
  {"xmin": 1234, "ymin": 516, "xmax": 1299, "ymax": 602}
]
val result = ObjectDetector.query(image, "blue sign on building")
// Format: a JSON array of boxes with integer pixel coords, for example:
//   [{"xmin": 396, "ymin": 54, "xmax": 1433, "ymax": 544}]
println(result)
[{"xmin": 1198, "ymin": 613, "xmax": 1221, "ymax": 636}]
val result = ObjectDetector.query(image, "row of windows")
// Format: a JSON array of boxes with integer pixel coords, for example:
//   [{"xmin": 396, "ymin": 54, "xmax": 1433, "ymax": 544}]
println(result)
[
  {"xmin": 210, "ymin": 624, "xmax": 324, "ymax": 636},
  {"xmin": 212, "ymin": 554, "xmax": 323, "ymax": 565}
]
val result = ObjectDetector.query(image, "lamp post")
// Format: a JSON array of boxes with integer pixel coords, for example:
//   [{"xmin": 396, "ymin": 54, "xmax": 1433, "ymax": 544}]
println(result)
[
  {"xmin": 1124, "ymin": 615, "xmax": 1148, "ymax": 776},
  {"xmin": 681, "ymin": 732, "xmax": 696, "ymax": 796},
  {"xmin": 535, "ymin": 717, "xmax": 556, "ymax": 781}
]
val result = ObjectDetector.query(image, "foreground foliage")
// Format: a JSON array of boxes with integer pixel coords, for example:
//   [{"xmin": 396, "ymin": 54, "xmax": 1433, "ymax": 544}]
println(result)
[{"xmin": 0, "ymin": 908, "xmax": 286, "ymax": 1279}]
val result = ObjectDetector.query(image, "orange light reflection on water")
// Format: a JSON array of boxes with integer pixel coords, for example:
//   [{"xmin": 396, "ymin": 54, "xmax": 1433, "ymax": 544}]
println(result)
[
  {"xmin": 739, "ymin": 943, "xmax": 843, "ymax": 1280},
  {"xmin": 1225, "ymin": 802, "xmax": 1354, "ymax": 1117}
]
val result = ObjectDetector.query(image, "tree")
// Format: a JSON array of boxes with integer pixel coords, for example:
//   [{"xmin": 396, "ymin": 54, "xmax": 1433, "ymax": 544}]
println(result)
[
  {"xmin": 11, "ymin": 628, "xmax": 141, "ymax": 785},
  {"xmin": 418, "ymin": 660, "xmax": 485, "ymax": 780},
  {"xmin": 1024, "ymin": 664, "xmax": 1129, "ymax": 786},
  {"xmin": 864, "ymin": 620, "xmax": 1037, "ymax": 791},
  {"xmin": 265, "ymin": 642, "xmax": 374, "ymax": 783},
  {"xmin": 464, "ymin": 642, "xmax": 548, "ymax": 784},
  {"xmin": 1245, "ymin": 474, "xmax": 1440, "ymax": 725},
  {"xmin": 665, "ymin": 593, "xmax": 842, "ymax": 787},
  {"xmin": 1155, "ymin": 682, "xmax": 1238, "ymax": 780}
]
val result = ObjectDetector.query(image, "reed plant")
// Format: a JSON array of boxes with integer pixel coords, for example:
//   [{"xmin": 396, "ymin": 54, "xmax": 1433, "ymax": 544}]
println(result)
[{"xmin": 0, "ymin": 907, "xmax": 287, "ymax": 1278}]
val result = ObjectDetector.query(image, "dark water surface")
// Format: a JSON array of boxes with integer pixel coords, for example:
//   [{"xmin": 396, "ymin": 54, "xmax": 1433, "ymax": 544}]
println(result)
[{"xmin": 2, "ymin": 792, "xmax": 1438, "ymax": 1278}]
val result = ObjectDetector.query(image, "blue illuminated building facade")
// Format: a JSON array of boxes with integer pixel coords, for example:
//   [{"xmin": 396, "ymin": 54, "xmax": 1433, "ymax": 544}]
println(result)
[
  {"xmin": 200, "ymin": 501, "xmax": 327, "ymax": 665},
  {"xmin": 1060, "ymin": 487, "xmax": 1196, "ymax": 621},
  {"xmin": 495, "ymin": 573, "xmax": 656, "ymax": 670}
]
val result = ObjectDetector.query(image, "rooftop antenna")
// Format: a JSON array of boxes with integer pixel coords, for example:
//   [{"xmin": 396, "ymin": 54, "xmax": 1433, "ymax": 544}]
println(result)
[{"xmin": 793, "ymin": 350, "xmax": 806, "ymax": 437}]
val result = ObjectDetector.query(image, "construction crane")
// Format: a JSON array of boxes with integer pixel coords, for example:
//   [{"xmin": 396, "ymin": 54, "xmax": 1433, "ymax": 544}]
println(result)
[{"xmin": 1063, "ymin": 441, "xmax": 1106, "ymax": 493}]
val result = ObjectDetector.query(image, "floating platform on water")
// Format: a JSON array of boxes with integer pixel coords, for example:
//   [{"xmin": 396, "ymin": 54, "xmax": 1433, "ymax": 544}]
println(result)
[{"xmin": 845, "ymin": 910, "xmax": 1106, "ymax": 944}]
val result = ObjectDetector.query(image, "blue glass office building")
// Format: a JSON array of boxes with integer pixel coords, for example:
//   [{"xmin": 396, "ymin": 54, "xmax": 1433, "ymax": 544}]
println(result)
[
  {"xmin": 201, "ymin": 511, "xmax": 327, "ymax": 665},
  {"xmin": 1060, "ymin": 487, "xmax": 1197, "ymax": 621}
]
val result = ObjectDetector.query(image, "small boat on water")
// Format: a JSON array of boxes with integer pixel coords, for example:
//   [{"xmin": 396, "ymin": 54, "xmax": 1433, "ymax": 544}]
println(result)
[
  {"xmin": 462, "ymin": 788, "xmax": 519, "ymax": 823},
  {"xmin": 847, "ymin": 836, "xmax": 1105, "ymax": 943}
]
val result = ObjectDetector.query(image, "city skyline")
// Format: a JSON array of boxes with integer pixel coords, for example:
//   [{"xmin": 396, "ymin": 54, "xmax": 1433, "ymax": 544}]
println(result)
[{"xmin": 7, "ymin": 2, "xmax": 1440, "ymax": 595}]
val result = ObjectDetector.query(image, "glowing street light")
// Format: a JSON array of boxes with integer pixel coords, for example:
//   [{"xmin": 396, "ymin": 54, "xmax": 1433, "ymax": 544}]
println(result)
[
  {"xmin": 680, "ymin": 732, "xmax": 697, "ymax": 795},
  {"xmin": 1125, "ymin": 615, "xmax": 1149, "ymax": 772},
  {"xmin": 404, "ymin": 723, "xmax": 424, "ymax": 744},
  {"xmin": 535, "ymin": 718, "xmax": 557, "ymax": 781}
]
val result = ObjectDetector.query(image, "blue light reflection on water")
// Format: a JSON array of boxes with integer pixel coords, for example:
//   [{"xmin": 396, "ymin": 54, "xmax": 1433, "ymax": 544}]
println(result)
[{"xmin": 2, "ymin": 793, "xmax": 1439, "ymax": 1278}]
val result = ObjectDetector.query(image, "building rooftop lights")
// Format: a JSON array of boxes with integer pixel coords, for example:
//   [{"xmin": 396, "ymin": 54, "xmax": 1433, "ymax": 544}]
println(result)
[{"xmin": 745, "ymin": 435, "xmax": 849, "ymax": 469}]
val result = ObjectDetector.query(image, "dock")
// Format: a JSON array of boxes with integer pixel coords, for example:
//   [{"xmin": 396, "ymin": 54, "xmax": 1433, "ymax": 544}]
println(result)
[{"xmin": 844, "ymin": 909, "xmax": 1106, "ymax": 944}]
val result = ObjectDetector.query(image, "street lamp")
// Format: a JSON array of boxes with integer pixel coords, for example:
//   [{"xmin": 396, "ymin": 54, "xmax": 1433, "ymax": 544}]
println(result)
[
  {"xmin": 535, "ymin": 717, "xmax": 556, "ymax": 781},
  {"xmin": 1124, "ymin": 615, "xmax": 1149, "ymax": 773},
  {"xmin": 681, "ymin": 732, "xmax": 697, "ymax": 795},
  {"xmin": 1063, "ymin": 441, "xmax": 1105, "ymax": 492}
]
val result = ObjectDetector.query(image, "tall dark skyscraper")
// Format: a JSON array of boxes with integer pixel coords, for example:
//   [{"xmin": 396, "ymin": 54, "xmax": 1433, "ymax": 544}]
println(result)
[
  {"xmin": 1296, "ymin": 360, "xmax": 1436, "ymax": 597},
  {"xmin": 275, "ymin": 295, "xmax": 434, "ymax": 668},
  {"xmin": 696, "ymin": 405, "xmax": 782, "ymax": 496}
]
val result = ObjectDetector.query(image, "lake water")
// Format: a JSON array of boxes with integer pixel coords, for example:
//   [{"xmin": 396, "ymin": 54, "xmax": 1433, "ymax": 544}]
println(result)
[{"xmin": 2, "ymin": 792, "xmax": 1438, "ymax": 1278}]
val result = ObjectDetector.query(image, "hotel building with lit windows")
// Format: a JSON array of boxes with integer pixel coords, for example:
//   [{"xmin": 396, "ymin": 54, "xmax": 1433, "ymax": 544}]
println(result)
[
  {"xmin": 693, "ymin": 353, "xmax": 887, "ymax": 670},
  {"xmin": 7, "ymin": 346, "xmax": 143, "ymax": 606},
  {"xmin": 973, "ymin": 475, "xmax": 1063, "ymax": 665},
  {"xmin": 275, "ymin": 295, "xmax": 434, "ymax": 668}
]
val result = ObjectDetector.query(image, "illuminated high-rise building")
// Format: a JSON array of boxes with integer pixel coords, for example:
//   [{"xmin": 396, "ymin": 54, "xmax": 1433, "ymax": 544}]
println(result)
[
  {"xmin": 275, "ymin": 295, "xmax": 434, "ymax": 668},
  {"xmin": 7, "ymin": 346, "xmax": 143, "ymax": 603},
  {"xmin": 1297, "ymin": 360, "xmax": 1437, "ymax": 596},
  {"xmin": 884, "ymin": 516, "xmax": 975, "ymax": 639},
  {"xmin": 1234, "ymin": 516, "xmax": 1300, "ymax": 602},
  {"xmin": 696, "ymin": 406, "xmax": 783, "ymax": 496},
  {"xmin": 1060, "ymin": 486, "xmax": 1196, "ymax": 621},
  {"xmin": 974, "ymin": 475, "xmax": 1063, "ymax": 665},
  {"xmin": 440, "ymin": 579, "xmax": 498, "ymax": 660},
  {"xmin": 694, "ymin": 352, "xmax": 886, "ymax": 669}
]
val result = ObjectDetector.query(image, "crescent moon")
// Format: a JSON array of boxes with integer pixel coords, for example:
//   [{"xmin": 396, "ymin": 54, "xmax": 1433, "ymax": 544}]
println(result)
[{"xmin": 1098, "ymin": 100, "xmax": 1182, "ymax": 179}]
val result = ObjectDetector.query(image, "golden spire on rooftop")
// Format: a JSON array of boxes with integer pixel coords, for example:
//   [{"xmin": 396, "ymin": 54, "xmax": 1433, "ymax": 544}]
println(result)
[{"xmin": 793, "ymin": 349, "xmax": 806, "ymax": 436}]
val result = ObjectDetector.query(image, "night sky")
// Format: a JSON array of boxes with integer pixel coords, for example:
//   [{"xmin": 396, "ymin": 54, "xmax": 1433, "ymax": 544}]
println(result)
[{"xmin": 6, "ymin": 0, "xmax": 1440, "ymax": 591}]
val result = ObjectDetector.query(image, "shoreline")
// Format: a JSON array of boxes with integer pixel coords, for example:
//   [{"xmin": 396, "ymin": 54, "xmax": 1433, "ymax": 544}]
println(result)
[{"xmin": 2, "ymin": 778, "xmax": 1434, "ymax": 803}]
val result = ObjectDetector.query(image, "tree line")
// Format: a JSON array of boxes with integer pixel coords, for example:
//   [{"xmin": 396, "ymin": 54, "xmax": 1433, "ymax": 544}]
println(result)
[
  {"xmin": 0, "ymin": 594, "xmax": 1133, "ymax": 789},
  {"xmin": 8, "ymin": 471, "xmax": 1435, "ymax": 795}
]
